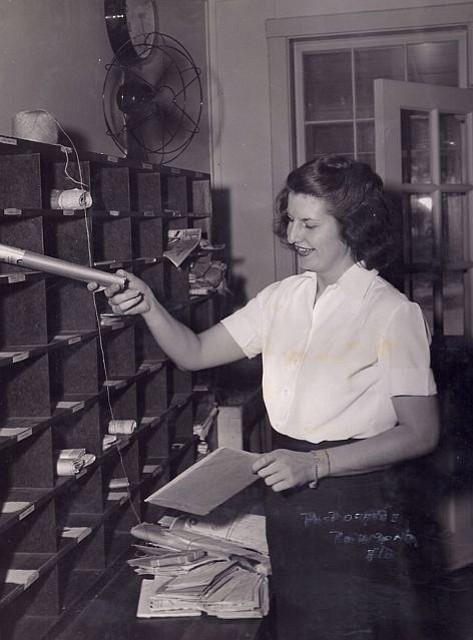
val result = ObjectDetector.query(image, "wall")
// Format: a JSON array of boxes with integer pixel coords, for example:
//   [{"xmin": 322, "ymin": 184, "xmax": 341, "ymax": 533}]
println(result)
[
  {"xmin": 0, "ymin": 0, "xmax": 210, "ymax": 170},
  {"xmin": 208, "ymin": 0, "xmax": 473, "ymax": 301},
  {"xmin": 150, "ymin": 0, "xmax": 210, "ymax": 171},
  {"xmin": 1, "ymin": 0, "xmax": 471, "ymax": 299}
]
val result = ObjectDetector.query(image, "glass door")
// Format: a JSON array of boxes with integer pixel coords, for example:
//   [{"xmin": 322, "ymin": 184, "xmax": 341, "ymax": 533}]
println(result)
[
  {"xmin": 375, "ymin": 78, "xmax": 473, "ymax": 572},
  {"xmin": 374, "ymin": 78, "xmax": 473, "ymax": 346}
]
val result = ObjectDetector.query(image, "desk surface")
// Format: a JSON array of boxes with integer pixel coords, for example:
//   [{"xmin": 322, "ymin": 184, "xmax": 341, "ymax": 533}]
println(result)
[{"xmin": 50, "ymin": 563, "xmax": 269, "ymax": 640}]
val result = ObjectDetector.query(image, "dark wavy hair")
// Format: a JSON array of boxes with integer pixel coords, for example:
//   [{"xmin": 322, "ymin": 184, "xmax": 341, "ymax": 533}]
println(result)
[{"xmin": 274, "ymin": 155, "xmax": 399, "ymax": 271}]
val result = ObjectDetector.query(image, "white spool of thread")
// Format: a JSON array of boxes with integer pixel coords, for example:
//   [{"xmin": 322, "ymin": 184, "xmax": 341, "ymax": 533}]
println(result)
[
  {"xmin": 12, "ymin": 110, "xmax": 59, "ymax": 144},
  {"xmin": 50, "ymin": 188, "xmax": 93, "ymax": 210},
  {"xmin": 108, "ymin": 420, "xmax": 137, "ymax": 435}
]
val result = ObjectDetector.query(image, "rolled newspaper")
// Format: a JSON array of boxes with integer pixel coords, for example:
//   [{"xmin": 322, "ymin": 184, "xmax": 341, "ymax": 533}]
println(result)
[{"xmin": 0, "ymin": 242, "xmax": 126, "ymax": 288}]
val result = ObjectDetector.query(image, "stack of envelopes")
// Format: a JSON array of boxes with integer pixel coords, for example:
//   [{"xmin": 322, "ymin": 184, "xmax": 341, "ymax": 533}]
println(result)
[{"xmin": 129, "ymin": 521, "xmax": 269, "ymax": 618}]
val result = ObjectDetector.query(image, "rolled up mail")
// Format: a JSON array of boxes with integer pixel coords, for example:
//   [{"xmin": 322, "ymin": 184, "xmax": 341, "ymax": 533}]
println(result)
[
  {"xmin": 56, "ymin": 458, "xmax": 82, "ymax": 476},
  {"xmin": 0, "ymin": 242, "xmax": 126, "ymax": 288},
  {"xmin": 102, "ymin": 434, "xmax": 118, "ymax": 450}
]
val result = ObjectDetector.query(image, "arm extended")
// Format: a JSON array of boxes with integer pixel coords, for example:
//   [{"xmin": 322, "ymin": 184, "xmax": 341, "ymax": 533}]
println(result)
[{"xmin": 89, "ymin": 269, "xmax": 246, "ymax": 370}]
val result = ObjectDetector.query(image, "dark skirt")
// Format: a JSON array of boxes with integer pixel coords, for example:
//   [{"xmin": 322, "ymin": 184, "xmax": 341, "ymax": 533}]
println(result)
[{"xmin": 265, "ymin": 431, "xmax": 446, "ymax": 640}]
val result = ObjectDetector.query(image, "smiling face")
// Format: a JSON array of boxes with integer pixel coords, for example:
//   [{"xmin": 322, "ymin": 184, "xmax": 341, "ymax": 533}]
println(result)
[{"xmin": 286, "ymin": 192, "xmax": 355, "ymax": 284}]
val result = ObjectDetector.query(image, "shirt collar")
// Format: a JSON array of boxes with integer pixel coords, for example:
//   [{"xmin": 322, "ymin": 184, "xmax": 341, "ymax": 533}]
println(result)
[
  {"xmin": 337, "ymin": 263, "xmax": 379, "ymax": 300},
  {"xmin": 304, "ymin": 263, "xmax": 378, "ymax": 301}
]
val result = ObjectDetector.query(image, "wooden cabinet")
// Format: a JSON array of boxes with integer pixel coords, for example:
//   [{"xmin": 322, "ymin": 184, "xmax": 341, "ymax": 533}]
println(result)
[{"xmin": 0, "ymin": 135, "xmax": 215, "ymax": 640}]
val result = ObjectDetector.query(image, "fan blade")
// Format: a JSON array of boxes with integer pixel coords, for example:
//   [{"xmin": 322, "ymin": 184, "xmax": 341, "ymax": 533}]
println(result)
[{"xmin": 124, "ymin": 99, "xmax": 182, "ymax": 153}]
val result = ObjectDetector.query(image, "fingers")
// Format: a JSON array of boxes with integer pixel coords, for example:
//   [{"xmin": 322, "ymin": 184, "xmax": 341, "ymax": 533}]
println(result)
[
  {"xmin": 252, "ymin": 452, "xmax": 278, "ymax": 473},
  {"xmin": 104, "ymin": 281, "xmax": 125, "ymax": 299},
  {"xmin": 252, "ymin": 452, "xmax": 288, "ymax": 491},
  {"xmin": 252, "ymin": 449, "xmax": 314, "ymax": 492},
  {"xmin": 109, "ymin": 289, "xmax": 144, "ymax": 315},
  {"xmin": 88, "ymin": 280, "xmax": 121, "ymax": 297},
  {"xmin": 90, "ymin": 269, "xmax": 154, "ymax": 317},
  {"xmin": 256, "ymin": 461, "xmax": 292, "ymax": 493},
  {"xmin": 88, "ymin": 270, "xmax": 129, "ymax": 294},
  {"xmin": 253, "ymin": 459, "xmax": 278, "ymax": 478},
  {"xmin": 110, "ymin": 288, "xmax": 142, "ymax": 306},
  {"xmin": 271, "ymin": 479, "xmax": 294, "ymax": 493}
]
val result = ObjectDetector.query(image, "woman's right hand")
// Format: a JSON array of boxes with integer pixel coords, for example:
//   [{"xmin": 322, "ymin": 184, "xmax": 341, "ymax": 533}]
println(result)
[{"xmin": 87, "ymin": 269, "xmax": 155, "ymax": 316}]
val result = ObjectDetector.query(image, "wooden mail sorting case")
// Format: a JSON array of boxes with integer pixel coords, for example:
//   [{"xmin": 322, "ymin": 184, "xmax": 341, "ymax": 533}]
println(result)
[{"xmin": 0, "ymin": 135, "xmax": 215, "ymax": 640}]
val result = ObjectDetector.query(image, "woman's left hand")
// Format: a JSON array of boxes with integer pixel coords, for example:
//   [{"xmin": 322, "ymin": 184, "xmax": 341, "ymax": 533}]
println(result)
[{"xmin": 252, "ymin": 449, "xmax": 316, "ymax": 492}]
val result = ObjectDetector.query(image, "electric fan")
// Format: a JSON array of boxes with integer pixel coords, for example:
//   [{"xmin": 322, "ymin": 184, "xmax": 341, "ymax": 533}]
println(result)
[{"xmin": 102, "ymin": 32, "xmax": 203, "ymax": 164}]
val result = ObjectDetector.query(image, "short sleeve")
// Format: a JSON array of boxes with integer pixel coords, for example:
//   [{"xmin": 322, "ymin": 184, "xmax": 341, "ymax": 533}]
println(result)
[
  {"xmin": 220, "ymin": 281, "xmax": 280, "ymax": 359},
  {"xmin": 378, "ymin": 301, "xmax": 437, "ymax": 397}
]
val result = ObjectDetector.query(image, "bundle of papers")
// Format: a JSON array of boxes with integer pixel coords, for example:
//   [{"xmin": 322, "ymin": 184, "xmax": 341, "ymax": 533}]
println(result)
[
  {"xmin": 137, "ymin": 562, "xmax": 268, "ymax": 619},
  {"xmin": 55, "ymin": 448, "xmax": 96, "ymax": 476},
  {"xmin": 159, "ymin": 509, "xmax": 269, "ymax": 557},
  {"xmin": 130, "ymin": 522, "xmax": 267, "ymax": 567},
  {"xmin": 189, "ymin": 255, "xmax": 228, "ymax": 296},
  {"xmin": 131, "ymin": 544, "xmax": 269, "ymax": 619},
  {"xmin": 164, "ymin": 229, "xmax": 202, "ymax": 267},
  {"xmin": 130, "ymin": 460, "xmax": 270, "ymax": 619},
  {"xmin": 129, "ymin": 497, "xmax": 270, "ymax": 619}
]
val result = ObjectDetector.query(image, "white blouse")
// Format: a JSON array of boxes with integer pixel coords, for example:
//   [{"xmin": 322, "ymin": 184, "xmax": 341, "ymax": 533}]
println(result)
[{"xmin": 221, "ymin": 263, "xmax": 437, "ymax": 444}]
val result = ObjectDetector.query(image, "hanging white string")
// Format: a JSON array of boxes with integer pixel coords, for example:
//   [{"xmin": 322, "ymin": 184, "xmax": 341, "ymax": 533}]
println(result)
[{"xmin": 39, "ymin": 110, "xmax": 142, "ymax": 524}]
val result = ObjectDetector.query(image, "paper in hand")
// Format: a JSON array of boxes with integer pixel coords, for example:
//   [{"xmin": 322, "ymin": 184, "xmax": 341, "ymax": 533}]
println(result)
[{"xmin": 145, "ymin": 447, "xmax": 259, "ymax": 515}]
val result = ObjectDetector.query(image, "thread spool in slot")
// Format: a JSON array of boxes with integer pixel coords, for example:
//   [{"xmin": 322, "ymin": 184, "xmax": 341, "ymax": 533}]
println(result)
[
  {"xmin": 50, "ymin": 188, "xmax": 92, "ymax": 210},
  {"xmin": 108, "ymin": 419, "xmax": 137, "ymax": 435}
]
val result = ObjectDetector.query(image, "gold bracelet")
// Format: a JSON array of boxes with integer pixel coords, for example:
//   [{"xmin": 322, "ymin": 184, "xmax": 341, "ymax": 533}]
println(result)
[{"xmin": 308, "ymin": 451, "xmax": 319, "ymax": 489}]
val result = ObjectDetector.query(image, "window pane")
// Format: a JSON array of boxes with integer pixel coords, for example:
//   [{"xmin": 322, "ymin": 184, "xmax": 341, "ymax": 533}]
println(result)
[
  {"xmin": 412, "ymin": 273, "xmax": 434, "ymax": 333},
  {"xmin": 357, "ymin": 123, "xmax": 375, "ymax": 168},
  {"xmin": 407, "ymin": 194, "xmax": 433, "ymax": 263},
  {"xmin": 440, "ymin": 114, "xmax": 467, "ymax": 184},
  {"xmin": 401, "ymin": 110, "xmax": 431, "ymax": 184},
  {"xmin": 303, "ymin": 51, "xmax": 353, "ymax": 120},
  {"xmin": 357, "ymin": 153, "xmax": 375, "ymax": 170},
  {"xmin": 407, "ymin": 41, "xmax": 459, "ymax": 86},
  {"xmin": 357, "ymin": 122, "xmax": 374, "ymax": 152},
  {"xmin": 354, "ymin": 46, "xmax": 404, "ymax": 118},
  {"xmin": 442, "ymin": 193, "xmax": 466, "ymax": 263},
  {"xmin": 305, "ymin": 123, "xmax": 354, "ymax": 158},
  {"xmin": 443, "ymin": 271, "xmax": 464, "ymax": 335}
]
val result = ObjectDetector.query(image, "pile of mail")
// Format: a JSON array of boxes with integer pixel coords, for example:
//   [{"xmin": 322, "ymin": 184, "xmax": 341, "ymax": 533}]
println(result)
[
  {"xmin": 129, "ymin": 499, "xmax": 270, "ymax": 619},
  {"xmin": 189, "ymin": 255, "xmax": 228, "ymax": 296}
]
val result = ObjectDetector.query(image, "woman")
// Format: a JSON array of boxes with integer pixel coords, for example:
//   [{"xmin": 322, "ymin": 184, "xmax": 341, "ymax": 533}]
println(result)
[{"xmin": 90, "ymin": 156, "xmax": 441, "ymax": 639}]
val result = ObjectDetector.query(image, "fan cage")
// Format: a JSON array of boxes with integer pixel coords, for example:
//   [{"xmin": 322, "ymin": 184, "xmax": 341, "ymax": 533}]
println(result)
[{"xmin": 103, "ymin": 32, "xmax": 203, "ymax": 164}]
